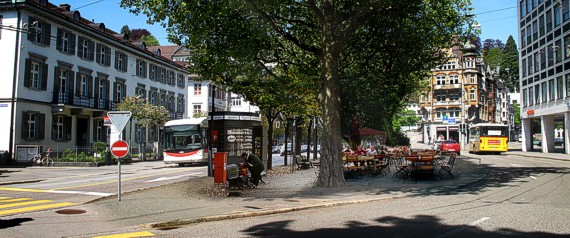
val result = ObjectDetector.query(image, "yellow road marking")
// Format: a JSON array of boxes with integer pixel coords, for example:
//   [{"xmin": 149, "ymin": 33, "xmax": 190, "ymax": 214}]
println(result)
[
  {"xmin": 0, "ymin": 187, "xmax": 47, "ymax": 193},
  {"xmin": 0, "ymin": 198, "xmax": 32, "ymax": 202},
  {"xmin": 0, "ymin": 202, "xmax": 75, "ymax": 216},
  {"xmin": 54, "ymin": 168, "xmax": 201, "ymax": 190},
  {"xmin": 0, "ymin": 197, "xmax": 12, "ymax": 200},
  {"xmin": 0, "ymin": 200, "xmax": 51, "ymax": 209},
  {"xmin": 91, "ymin": 231, "xmax": 155, "ymax": 238}
]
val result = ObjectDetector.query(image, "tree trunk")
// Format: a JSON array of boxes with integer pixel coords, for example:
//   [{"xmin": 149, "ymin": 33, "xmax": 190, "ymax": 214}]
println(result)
[
  {"xmin": 283, "ymin": 120, "xmax": 290, "ymax": 166},
  {"xmin": 317, "ymin": 1, "xmax": 346, "ymax": 187},
  {"xmin": 265, "ymin": 110, "xmax": 275, "ymax": 170}
]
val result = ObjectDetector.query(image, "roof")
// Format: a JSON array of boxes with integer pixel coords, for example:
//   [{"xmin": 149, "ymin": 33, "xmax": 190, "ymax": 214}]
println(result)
[{"xmin": 359, "ymin": 127, "xmax": 385, "ymax": 136}]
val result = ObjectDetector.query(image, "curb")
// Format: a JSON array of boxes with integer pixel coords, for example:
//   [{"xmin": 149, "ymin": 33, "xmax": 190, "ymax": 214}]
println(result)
[
  {"xmin": 145, "ymin": 196, "xmax": 400, "ymax": 228},
  {"xmin": 0, "ymin": 179, "xmax": 44, "ymax": 186}
]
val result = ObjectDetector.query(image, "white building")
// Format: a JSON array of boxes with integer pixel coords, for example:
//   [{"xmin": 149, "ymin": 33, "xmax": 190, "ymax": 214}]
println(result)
[
  {"xmin": 0, "ymin": 0, "xmax": 187, "ymax": 162},
  {"xmin": 518, "ymin": 0, "xmax": 570, "ymax": 153}
]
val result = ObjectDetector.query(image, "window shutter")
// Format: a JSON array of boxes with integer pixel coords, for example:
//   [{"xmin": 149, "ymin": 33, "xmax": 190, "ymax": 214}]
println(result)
[
  {"xmin": 77, "ymin": 37, "xmax": 84, "ymax": 58},
  {"xmin": 38, "ymin": 113, "xmax": 45, "ymax": 140},
  {"xmin": 68, "ymin": 70, "xmax": 75, "ymax": 96},
  {"xmin": 88, "ymin": 41, "xmax": 95, "ymax": 61},
  {"xmin": 123, "ymin": 84, "xmax": 127, "ymax": 101},
  {"xmin": 88, "ymin": 76, "xmax": 94, "ymax": 98},
  {"xmin": 53, "ymin": 67, "xmax": 60, "ymax": 95},
  {"xmin": 94, "ymin": 77, "xmax": 100, "ymax": 99},
  {"xmin": 96, "ymin": 44, "xmax": 101, "ymax": 63},
  {"xmin": 105, "ymin": 80, "xmax": 110, "ymax": 102},
  {"xmin": 69, "ymin": 33, "xmax": 76, "ymax": 55},
  {"xmin": 41, "ymin": 62, "xmax": 48, "ymax": 90},
  {"xmin": 27, "ymin": 16, "xmax": 36, "ymax": 42},
  {"xmin": 51, "ymin": 115, "xmax": 57, "ymax": 140},
  {"xmin": 56, "ymin": 28, "xmax": 62, "ymax": 51},
  {"xmin": 65, "ymin": 116, "xmax": 72, "ymax": 141},
  {"xmin": 24, "ymin": 59, "xmax": 31, "ymax": 88},
  {"xmin": 43, "ymin": 22, "xmax": 51, "ymax": 46},
  {"xmin": 21, "ymin": 111, "xmax": 29, "ymax": 139},
  {"xmin": 143, "ymin": 62, "xmax": 147, "ymax": 78},
  {"xmin": 149, "ymin": 64, "xmax": 154, "ymax": 80},
  {"xmin": 123, "ymin": 54, "xmax": 128, "ymax": 71},
  {"xmin": 75, "ymin": 72, "xmax": 81, "ymax": 96},
  {"xmin": 113, "ymin": 82, "xmax": 118, "ymax": 102},
  {"xmin": 114, "ymin": 51, "xmax": 119, "ymax": 69},
  {"xmin": 105, "ymin": 48, "xmax": 111, "ymax": 66}
]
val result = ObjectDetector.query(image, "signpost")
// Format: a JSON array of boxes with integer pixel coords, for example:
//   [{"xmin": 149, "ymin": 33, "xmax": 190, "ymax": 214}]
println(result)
[{"xmin": 107, "ymin": 111, "xmax": 132, "ymax": 202}]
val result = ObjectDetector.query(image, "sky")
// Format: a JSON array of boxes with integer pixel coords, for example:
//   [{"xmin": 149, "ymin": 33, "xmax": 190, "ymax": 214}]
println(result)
[{"xmin": 50, "ymin": 0, "xmax": 520, "ymax": 47}]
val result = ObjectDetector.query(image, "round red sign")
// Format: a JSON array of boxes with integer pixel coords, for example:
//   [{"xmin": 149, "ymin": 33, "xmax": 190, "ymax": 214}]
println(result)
[{"xmin": 111, "ymin": 140, "xmax": 129, "ymax": 158}]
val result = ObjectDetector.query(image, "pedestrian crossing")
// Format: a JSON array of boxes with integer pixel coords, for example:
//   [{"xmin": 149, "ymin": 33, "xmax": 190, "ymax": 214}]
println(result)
[{"xmin": 0, "ymin": 196, "xmax": 75, "ymax": 216}]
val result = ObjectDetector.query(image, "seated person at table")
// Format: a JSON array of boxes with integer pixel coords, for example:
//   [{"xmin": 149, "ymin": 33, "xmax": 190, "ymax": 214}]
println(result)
[{"xmin": 366, "ymin": 146, "xmax": 378, "ymax": 155}]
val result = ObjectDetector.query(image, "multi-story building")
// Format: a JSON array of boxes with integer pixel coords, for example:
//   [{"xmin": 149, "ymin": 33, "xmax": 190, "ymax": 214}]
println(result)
[
  {"xmin": 419, "ymin": 42, "xmax": 491, "ymax": 146},
  {"xmin": 187, "ymin": 79, "xmax": 230, "ymax": 117},
  {"xmin": 518, "ymin": 0, "xmax": 570, "ymax": 154},
  {"xmin": 0, "ymin": 0, "xmax": 188, "ymax": 162}
]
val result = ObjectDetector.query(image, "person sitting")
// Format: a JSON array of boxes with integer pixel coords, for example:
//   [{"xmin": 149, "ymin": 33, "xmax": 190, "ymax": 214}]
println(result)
[{"xmin": 241, "ymin": 152, "xmax": 265, "ymax": 187}]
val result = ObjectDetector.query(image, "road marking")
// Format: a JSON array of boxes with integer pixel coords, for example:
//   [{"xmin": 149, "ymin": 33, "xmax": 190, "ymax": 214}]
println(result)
[
  {"xmin": 144, "ymin": 172, "xmax": 202, "ymax": 183},
  {"xmin": 0, "ymin": 187, "xmax": 113, "ymax": 197},
  {"xmin": 510, "ymin": 163, "xmax": 525, "ymax": 167},
  {"xmin": 91, "ymin": 231, "xmax": 155, "ymax": 238},
  {"xmin": 530, "ymin": 176, "xmax": 537, "ymax": 180},
  {"xmin": 54, "ymin": 167, "xmax": 203, "ymax": 190},
  {"xmin": 438, "ymin": 217, "xmax": 490, "ymax": 237},
  {"xmin": 0, "ymin": 197, "xmax": 11, "ymax": 200},
  {"xmin": 0, "ymin": 200, "xmax": 51, "ymax": 209},
  {"xmin": 0, "ymin": 202, "xmax": 75, "ymax": 216},
  {"xmin": 0, "ymin": 198, "xmax": 33, "ymax": 202}
]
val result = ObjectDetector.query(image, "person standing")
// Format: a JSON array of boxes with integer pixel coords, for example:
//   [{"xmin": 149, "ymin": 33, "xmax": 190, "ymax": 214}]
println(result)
[{"xmin": 241, "ymin": 152, "xmax": 265, "ymax": 186}]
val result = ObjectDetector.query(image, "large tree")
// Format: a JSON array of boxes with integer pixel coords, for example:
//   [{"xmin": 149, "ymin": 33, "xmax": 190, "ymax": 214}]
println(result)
[
  {"xmin": 501, "ymin": 35, "xmax": 519, "ymax": 92},
  {"xmin": 121, "ymin": 0, "xmax": 474, "ymax": 187}
]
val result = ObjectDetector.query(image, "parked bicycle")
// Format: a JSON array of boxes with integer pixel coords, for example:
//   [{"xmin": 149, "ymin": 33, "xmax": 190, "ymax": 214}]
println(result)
[{"xmin": 31, "ymin": 148, "xmax": 54, "ymax": 166}]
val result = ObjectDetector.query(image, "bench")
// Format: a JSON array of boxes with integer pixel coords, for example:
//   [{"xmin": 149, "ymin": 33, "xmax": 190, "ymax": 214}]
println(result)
[{"xmin": 295, "ymin": 155, "xmax": 312, "ymax": 170}]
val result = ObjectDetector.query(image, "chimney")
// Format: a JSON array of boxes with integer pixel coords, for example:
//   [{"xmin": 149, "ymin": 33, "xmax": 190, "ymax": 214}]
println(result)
[{"xmin": 60, "ymin": 4, "xmax": 71, "ymax": 11}]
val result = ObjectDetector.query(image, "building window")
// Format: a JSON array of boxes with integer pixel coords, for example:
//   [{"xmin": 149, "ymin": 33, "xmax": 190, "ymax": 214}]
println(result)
[
  {"xmin": 450, "ymin": 74, "xmax": 459, "ymax": 84},
  {"xmin": 115, "ymin": 51, "xmax": 128, "ymax": 72},
  {"xmin": 232, "ymin": 97, "xmax": 242, "ymax": 106},
  {"xmin": 177, "ymin": 74, "xmax": 185, "ymax": 88},
  {"xmin": 549, "ymin": 79, "xmax": 555, "ymax": 101},
  {"xmin": 52, "ymin": 115, "xmax": 71, "ymax": 141},
  {"xmin": 97, "ymin": 44, "xmax": 111, "ymax": 66},
  {"xmin": 542, "ymin": 82, "xmax": 547, "ymax": 103},
  {"xmin": 523, "ymin": 88, "xmax": 528, "ymax": 107},
  {"xmin": 566, "ymin": 74, "xmax": 570, "ymax": 98},
  {"xmin": 136, "ymin": 59, "xmax": 147, "ymax": 78},
  {"xmin": 436, "ymin": 75, "xmax": 445, "ymax": 85},
  {"xmin": 177, "ymin": 96, "xmax": 185, "ymax": 113},
  {"xmin": 557, "ymin": 76, "xmax": 563, "ymax": 99},
  {"xmin": 27, "ymin": 17, "xmax": 51, "ymax": 46},
  {"xmin": 540, "ymin": 48, "xmax": 546, "ymax": 70},
  {"xmin": 193, "ymin": 105, "xmax": 202, "ymax": 115},
  {"xmin": 556, "ymin": 40, "xmax": 562, "ymax": 63},
  {"xmin": 150, "ymin": 64, "xmax": 157, "ymax": 80},
  {"xmin": 528, "ymin": 55, "xmax": 533, "ymax": 75},
  {"xmin": 529, "ymin": 86, "xmax": 534, "ymax": 106},
  {"xmin": 24, "ymin": 56, "xmax": 48, "ymax": 91},
  {"xmin": 57, "ymin": 28, "xmax": 75, "ymax": 54},
  {"xmin": 534, "ymin": 52, "xmax": 540, "ymax": 72},
  {"xmin": 80, "ymin": 74, "xmax": 89, "ymax": 96},
  {"xmin": 22, "ymin": 111, "xmax": 45, "ymax": 140},
  {"xmin": 565, "ymin": 35, "xmax": 570, "ymax": 59},
  {"xmin": 114, "ymin": 81, "xmax": 127, "ymax": 103},
  {"xmin": 160, "ymin": 68, "xmax": 166, "ymax": 83},
  {"xmin": 539, "ymin": 15, "xmax": 545, "ymax": 37},
  {"xmin": 532, "ymin": 19, "xmax": 538, "ymax": 41},
  {"xmin": 546, "ymin": 9, "xmax": 553, "ymax": 32},
  {"xmin": 78, "ymin": 36, "xmax": 94, "ymax": 61},
  {"xmin": 470, "ymin": 89, "xmax": 475, "ymax": 100},
  {"xmin": 548, "ymin": 44, "xmax": 554, "ymax": 66},
  {"xmin": 160, "ymin": 92, "xmax": 166, "ymax": 107},
  {"xmin": 94, "ymin": 119, "xmax": 105, "ymax": 142},
  {"xmin": 194, "ymin": 84, "xmax": 202, "ymax": 95},
  {"xmin": 469, "ymin": 75, "xmax": 476, "ymax": 84},
  {"xmin": 136, "ymin": 84, "xmax": 146, "ymax": 99},
  {"xmin": 555, "ymin": 5, "xmax": 562, "ymax": 27}
]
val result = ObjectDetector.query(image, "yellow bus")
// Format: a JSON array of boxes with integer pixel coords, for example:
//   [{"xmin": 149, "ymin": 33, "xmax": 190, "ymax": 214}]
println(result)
[{"xmin": 468, "ymin": 123, "xmax": 509, "ymax": 154}]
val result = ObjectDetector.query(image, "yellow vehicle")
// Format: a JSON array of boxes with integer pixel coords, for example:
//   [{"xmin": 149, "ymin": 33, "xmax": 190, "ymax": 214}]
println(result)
[{"xmin": 468, "ymin": 123, "xmax": 509, "ymax": 154}]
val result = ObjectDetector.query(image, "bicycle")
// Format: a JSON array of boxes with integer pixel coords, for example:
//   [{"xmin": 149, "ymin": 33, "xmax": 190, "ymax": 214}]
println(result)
[{"xmin": 30, "ymin": 151, "xmax": 54, "ymax": 167}]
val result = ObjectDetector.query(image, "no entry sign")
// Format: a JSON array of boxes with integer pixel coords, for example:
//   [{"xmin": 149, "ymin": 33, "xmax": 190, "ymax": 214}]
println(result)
[{"xmin": 111, "ymin": 140, "xmax": 129, "ymax": 158}]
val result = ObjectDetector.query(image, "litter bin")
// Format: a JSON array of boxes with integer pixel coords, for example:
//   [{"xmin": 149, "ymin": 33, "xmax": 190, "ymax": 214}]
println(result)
[{"xmin": 213, "ymin": 152, "xmax": 228, "ymax": 183}]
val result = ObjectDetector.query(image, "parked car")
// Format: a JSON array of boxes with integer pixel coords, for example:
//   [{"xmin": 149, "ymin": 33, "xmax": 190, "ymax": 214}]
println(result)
[
  {"xmin": 432, "ymin": 140, "xmax": 442, "ymax": 151},
  {"xmin": 272, "ymin": 146, "xmax": 280, "ymax": 153},
  {"xmin": 280, "ymin": 143, "xmax": 292, "ymax": 156},
  {"xmin": 440, "ymin": 140, "xmax": 460, "ymax": 155}
]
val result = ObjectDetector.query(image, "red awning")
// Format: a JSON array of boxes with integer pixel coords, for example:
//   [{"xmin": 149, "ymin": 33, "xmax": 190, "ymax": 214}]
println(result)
[{"xmin": 359, "ymin": 127, "xmax": 384, "ymax": 136}]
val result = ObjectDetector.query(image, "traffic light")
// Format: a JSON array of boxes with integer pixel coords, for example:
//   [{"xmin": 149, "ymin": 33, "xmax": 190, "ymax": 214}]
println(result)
[{"xmin": 459, "ymin": 123, "xmax": 466, "ymax": 132}]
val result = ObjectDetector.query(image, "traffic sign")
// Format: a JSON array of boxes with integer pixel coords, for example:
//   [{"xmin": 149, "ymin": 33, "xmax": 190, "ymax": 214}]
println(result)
[
  {"xmin": 448, "ymin": 118, "xmax": 456, "ymax": 124},
  {"xmin": 111, "ymin": 140, "xmax": 129, "ymax": 158},
  {"xmin": 107, "ymin": 111, "xmax": 132, "ymax": 133}
]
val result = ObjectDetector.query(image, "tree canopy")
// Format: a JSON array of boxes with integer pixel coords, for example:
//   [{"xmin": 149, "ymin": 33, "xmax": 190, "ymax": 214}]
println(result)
[{"xmin": 121, "ymin": 0, "xmax": 475, "ymax": 187}]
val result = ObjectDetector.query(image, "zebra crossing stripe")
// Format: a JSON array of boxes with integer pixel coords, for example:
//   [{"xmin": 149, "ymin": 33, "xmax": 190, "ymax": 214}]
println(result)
[
  {"xmin": 91, "ymin": 231, "xmax": 155, "ymax": 238},
  {"xmin": 0, "ymin": 202, "xmax": 76, "ymax": 216},
  {"xmin": 0, "ymin": 198, "xmax": 33, "ymax": 202},
  {"xmin": 0, "ymin": 200, "xmax": 51, "ymax": 209}
]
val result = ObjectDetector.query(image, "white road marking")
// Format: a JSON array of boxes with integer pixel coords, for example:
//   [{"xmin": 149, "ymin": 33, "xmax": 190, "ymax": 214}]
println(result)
[
  {"xmin": 46, "ymin": 190, "xmax": 114, "ymax": 196},
  {"xmin": 144, "ymin": 172, "xmax": 202, "ymax": 183},
  {"xmin": 510, "ymin": 163, "xmax": 525, "ymax": 167},
  {"xmin": 530, "ymin": 176, "xmax": 537, "ymax": 180},
  {"xmin": 438, "ymin": 217, "xmax": 490, "ymax": 237}
]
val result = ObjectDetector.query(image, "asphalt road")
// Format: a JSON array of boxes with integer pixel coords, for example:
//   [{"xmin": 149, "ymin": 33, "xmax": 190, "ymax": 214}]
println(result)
[{"xmin": 148, "ymin": 152, "xmax": 570, "ymax": 237}]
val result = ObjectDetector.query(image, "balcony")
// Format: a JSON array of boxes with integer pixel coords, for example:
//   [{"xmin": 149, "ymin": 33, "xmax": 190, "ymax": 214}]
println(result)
[
  {"xmin": 434, "ymin": 84, "xmax": 461, "ymax": 90},
  {"xmin": 52, "ymin": 91, "xmax": 116, "ymax": 111},
  {"xmin": 433, "ymin": 99, "xmax": 462, "ymax": 106}
]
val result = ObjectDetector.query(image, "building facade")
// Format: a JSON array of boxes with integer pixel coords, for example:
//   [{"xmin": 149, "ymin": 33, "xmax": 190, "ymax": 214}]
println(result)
[
  {"xmin": 419, "ymin": 43, "xmax": 510, "ymax": 147},
  {"xmin": 0, "ymin": 0, "xmax": 187, "ymax": 162},
  {"xmin": 518, "ymin": 0, "xmax": 570, "ymax": 153}
]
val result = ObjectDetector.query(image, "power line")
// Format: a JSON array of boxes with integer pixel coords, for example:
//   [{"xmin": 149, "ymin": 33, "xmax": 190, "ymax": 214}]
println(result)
[
  {"xmin": 473, "ymin": 6, "xmax": 518, "ymax": 16},
  {"xmin": 74, "ymin": 0, "xmax": 107, "ymax": 10}
]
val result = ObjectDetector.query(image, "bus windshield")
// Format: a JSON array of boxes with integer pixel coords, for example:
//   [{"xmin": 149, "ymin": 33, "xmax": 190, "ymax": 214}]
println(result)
[
  {"xmin": 480, "ymin": 126, "xmax": 508, "ymax": 136},
  {"xmin": 164, "ymin": 125, "xmax": 204, "ymax": 150}
]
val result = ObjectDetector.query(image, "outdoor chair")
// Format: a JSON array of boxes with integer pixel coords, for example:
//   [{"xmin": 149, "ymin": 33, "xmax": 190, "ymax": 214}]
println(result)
[
  {"xmin": 295, "ymin": 155, "xmax": 313, "ymax": 170},
  {"xmin": 437, "ymin": 152, "xmax": 457, "ymax": 180},
  {"xmin": 344, "ymin": 155, "xmax": 364, "ymax": 179}
]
